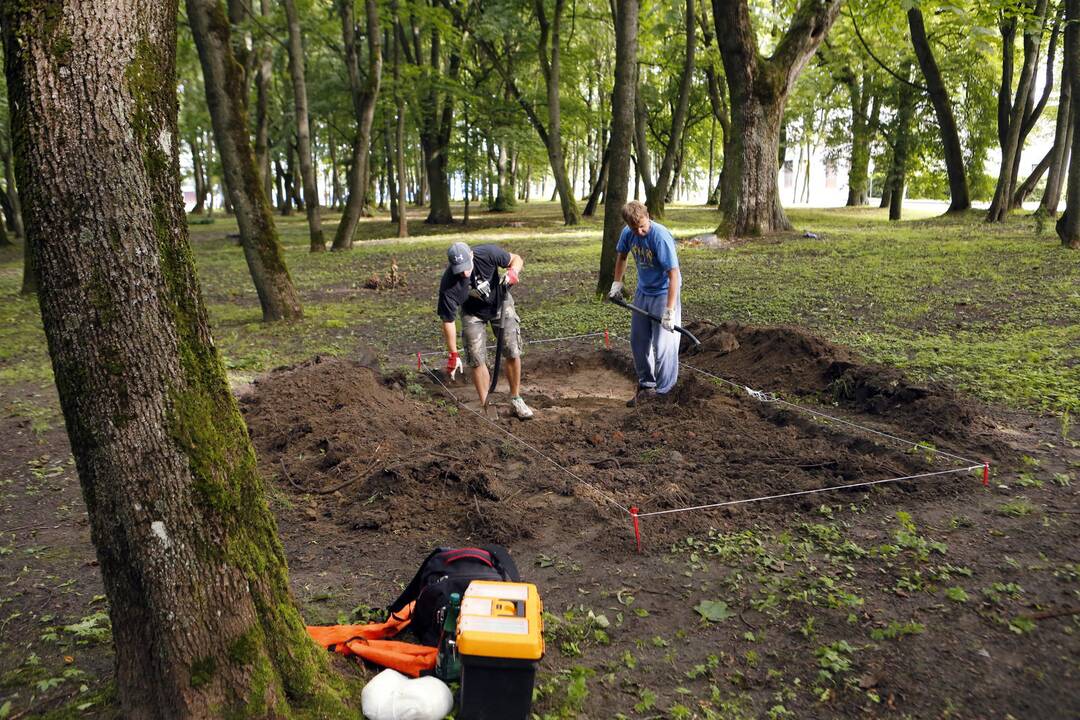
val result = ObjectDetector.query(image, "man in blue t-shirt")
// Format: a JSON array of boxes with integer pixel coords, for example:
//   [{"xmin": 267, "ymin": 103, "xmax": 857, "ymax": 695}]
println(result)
[{"xmin": 607, "ymin": 201, "xmax": 682, "ymax": 405}]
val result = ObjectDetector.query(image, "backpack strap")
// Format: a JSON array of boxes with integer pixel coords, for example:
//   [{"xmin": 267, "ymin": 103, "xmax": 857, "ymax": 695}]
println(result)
[
  {"xmin": 483, "ymin": 544, "xmax": 520, "ymax": 581},
  {"xmin": 439, "ymin": 547, "xmax": 494, "ymax": 567},
  {"xmin": 387, "ymin": 547, "xmax": 445, "ymax": 614}
]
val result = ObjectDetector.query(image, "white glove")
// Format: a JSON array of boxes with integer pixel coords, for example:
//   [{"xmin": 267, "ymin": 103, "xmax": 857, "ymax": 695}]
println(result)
[
  {"xmin": 661, "ymin": 308, "xmax": 675, "ymax": 332},
  {"xmin": 607, "ymin": 281, "xmax": 624, "ymax": 299}
]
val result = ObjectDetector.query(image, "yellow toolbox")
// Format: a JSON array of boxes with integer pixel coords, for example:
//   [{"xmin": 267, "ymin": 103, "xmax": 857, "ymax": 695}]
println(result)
[{"xmin": 456, "ymin": 580, "xmax": 544, "ymax": 720}]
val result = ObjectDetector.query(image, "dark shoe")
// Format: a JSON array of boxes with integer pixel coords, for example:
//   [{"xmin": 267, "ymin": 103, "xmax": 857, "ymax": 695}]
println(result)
[{"xmin": 626, "ymin": 388, "xmax": 657, "ymax": 407}]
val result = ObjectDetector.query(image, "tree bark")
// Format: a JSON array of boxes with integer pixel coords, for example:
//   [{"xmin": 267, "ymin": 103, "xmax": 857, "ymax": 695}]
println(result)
[
  {"xmin": 1058, "ymin": 0, "xmax": 1080, "ymax": 247},
  {"xmin": 253, "ymin": 0, "xmax": 272, "ymax": 202},
  {"xmin": 333, "ymin": 0, "xmax": 383, "ymax": 248},
  {"xmin": 187, "ymin": 0, "xmax": 302, "ymax": 321},
  {"xmin": 189, "ymin": 135, "xmax": 207, "ymax": 215},
  {"xmin": 907, "ymin": 7, "xmax": 971, "ymax": 213},
  {"xmin": 1042, "ymin": 60, "xmax": 1072, "ymax": 214},
  {"xmin": 642, "ymin": 0, "xmax": 695, "ymax": 219},
  {"xmin": 391, "ymin": 2, "xmax": 409, "ymax": 237},
  {"xmin": 583, "ymin": 141, "xmax": 610, "ymax": 216},
  {"xmin": 533, "ymin": 0, "xmax": 581, "ymax": 225},
  {"xmin": 0, "ymin": 2, "xmax": 347, "ymax": 717},
  {"xmin": 713, "ymin": 0, "xmax": 841, "ymax": 236},
  {"xmin": 0, "ymin": 132, "xmax": 26, "ymax": 240},
  {"xmin": 1012, "ymin": 146, "xmax": 1053, "ymax": 208},
  {"xmin": 844, "ymin": 72, "xmax": 872, "ymax": 206},
  {"xmin": 989, "ymin": 0, "xmax": 1051, "ymax": 222},
  {"xmin": 597, "ymin": 0, "xmax": 638, "ymax": 294},
  {"xmin": 283, "ymin": 0, "xmax": 325, "ymax": 251},
  {"xmin": 889, "ymin": 71, "xmax": 918, "ymax": 221}
]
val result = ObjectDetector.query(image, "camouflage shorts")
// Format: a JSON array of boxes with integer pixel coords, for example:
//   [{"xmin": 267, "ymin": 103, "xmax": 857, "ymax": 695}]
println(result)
[{"xmin": 461, "ymin": 295, "xmax": 521, "ymax": 368}]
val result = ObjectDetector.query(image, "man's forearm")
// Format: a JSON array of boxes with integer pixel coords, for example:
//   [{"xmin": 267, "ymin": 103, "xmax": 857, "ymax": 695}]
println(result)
[
  {"xmin": 442, "ymin": 321, "xmax": 458, "ymax": 353},
  {"xmin": 666, "ymin": 268, "xmax": 680, "ymax": 311},
  {"xmin": 613, "ymin": 253, "xmax": 627, "ymax": 283}
]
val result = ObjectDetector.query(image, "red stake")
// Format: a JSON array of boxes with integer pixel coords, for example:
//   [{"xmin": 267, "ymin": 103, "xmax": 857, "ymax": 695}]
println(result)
[
  {"xmin": 983, "ymin": 462, "xmax": 990, "ymax": 487},
  {"xmin": 604, "ymin": 328, "xmax": 611, "ymax": 350},
  {"xmin": 630, "ymin": 507, "xmax": 641, "ymax": 553},
  {"xmin": 417, "ymin": 352, "xmax": 422, "ymax": 372}
]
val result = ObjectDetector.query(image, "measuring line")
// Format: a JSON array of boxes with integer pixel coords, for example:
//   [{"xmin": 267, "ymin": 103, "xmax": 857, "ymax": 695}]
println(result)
[
  {"xmin": 633, "ymin": 465, "xmax": 984, "ymax": 518},
  {"xmin": 678, "ymin": 360, "xmax": 982, "ymax": 466},
  {"xmin": 418, "ymin": 357, "xmax": 632, "ymax": 516},
  {"xmin": 414, "ymin": 331, "xmax": 608, "ymax": 358}
]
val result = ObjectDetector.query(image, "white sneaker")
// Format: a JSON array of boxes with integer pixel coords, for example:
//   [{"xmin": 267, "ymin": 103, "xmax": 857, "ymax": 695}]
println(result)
[{"xmin": 510, "ymin": 396, "xmax": 534, "ymax": 419}]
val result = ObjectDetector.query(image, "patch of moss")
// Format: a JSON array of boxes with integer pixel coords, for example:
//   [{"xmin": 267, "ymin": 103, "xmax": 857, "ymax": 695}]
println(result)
[{"xmin": 190, "ymin": 655, "xmax": 217, "ymax": 688}]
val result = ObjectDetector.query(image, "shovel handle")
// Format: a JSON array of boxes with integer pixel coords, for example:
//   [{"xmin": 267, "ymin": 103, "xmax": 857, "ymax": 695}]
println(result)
[{"xmin": 609, "ymin": 296, "xmax": 701, "ymax": 346}]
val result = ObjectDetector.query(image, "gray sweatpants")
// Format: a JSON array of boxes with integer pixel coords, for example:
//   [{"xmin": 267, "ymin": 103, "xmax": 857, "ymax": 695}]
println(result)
[{"xmin": 630, "ymin": 289, "xmax": 681, "ymax": 394}]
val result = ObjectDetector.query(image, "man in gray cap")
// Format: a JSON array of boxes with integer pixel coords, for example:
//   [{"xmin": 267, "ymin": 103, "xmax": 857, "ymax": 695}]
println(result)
[{"xmin": 437, "ymin": 242, "xmax": 534, "ymax": 419}]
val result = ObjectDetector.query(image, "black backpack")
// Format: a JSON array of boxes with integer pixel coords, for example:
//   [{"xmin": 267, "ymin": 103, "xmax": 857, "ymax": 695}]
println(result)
[{"xmin": 388, "ymin": 545, "xmax": 520, "ymax": 647}]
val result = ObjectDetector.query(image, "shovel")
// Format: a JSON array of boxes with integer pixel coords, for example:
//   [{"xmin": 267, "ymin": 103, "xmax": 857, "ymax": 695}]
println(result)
[{"xmin": 609, "ymin": 295, "xmax": 701, "ymax": 347}]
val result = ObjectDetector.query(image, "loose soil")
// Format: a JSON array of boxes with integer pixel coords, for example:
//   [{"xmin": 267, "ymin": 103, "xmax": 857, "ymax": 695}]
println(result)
[{"xmin": 2, "ymin": 322, "xmax": 1077, "ymax": 719}]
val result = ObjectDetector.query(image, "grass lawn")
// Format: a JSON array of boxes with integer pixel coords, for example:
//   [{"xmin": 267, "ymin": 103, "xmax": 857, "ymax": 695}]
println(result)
[{"xmin": 5, "ymin": 200, "xmax": 1076, "ymax": 418}]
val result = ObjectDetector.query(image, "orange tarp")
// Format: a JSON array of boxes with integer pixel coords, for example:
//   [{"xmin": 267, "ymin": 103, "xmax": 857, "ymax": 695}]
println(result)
[{"xmin": 306, "ymin": 602, "xmax": 438, "ymax": 678}]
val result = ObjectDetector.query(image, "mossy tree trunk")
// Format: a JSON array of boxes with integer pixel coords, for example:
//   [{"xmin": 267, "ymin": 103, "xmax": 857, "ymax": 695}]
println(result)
[
  {"xmin": 187, "ymin": 0, "xmax": 302, "ymax": 321},
  {"xmin": 283, "ymin": 0, "xmax": 325, "ymax": 252},
  {"xmin": 0, "ymin": 1, "xmax": 350, "ymax": 717},
  {"xmin": 332, "ymin": 0, "xmax": 382, "ymax": 250},
  {"xmin": 713, "ymin": 0, "xmax": 841, "ymax": 237},
  {"xmin": 1058, "ymin": 0, "xmax": 1080, "ymax": 248},
  {"xmin": 597, "ymin": 0, "xmax": 638, "ymax": 295}
]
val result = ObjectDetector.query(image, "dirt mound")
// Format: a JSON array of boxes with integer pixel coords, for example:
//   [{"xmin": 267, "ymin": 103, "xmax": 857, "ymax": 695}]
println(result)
[
  {"xmin": 683, "ymin": 320, "xmax": 980, "ymax": 442},
  {"xmin": 239, "ymin": 328, "xmax": 998, "ymax": 550}
]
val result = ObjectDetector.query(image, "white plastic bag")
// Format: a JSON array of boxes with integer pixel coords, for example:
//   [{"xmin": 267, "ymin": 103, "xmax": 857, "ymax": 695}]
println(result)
[{"xmin": 361, "ymin": 668, "xmax": 454, "ymax": 720}]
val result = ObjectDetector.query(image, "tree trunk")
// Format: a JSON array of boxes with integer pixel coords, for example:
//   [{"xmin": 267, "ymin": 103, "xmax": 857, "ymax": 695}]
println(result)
[
  {"xmin": 583, "ymin": 142, "xmax": 610, "ymax": 216},
  {"xmin": 0, "ymin": 2, "xmax": 347, "ymax": 717},
  {"xmin": 907, "ymin": 8, "xmax": 971, "ymax": 213},
  {"xmin": 597, "ymin": 0, "xmax": 638, "ymax": 294},
  {"xmin": 713, "ymin": 0, "xmax": 841, "ymax": 236},
  {"xmin": 189, "ymin": 136, "xmax": 207, "ymax": 214},
  {"xmin": 390, "ymin": 2, "xmax": 409, "ymax": 237},
  {"xmin": 281, "ymin": 150, "xmax": 296, "ymax": 216},
  {"xmin": 253, "ymin": 0, "xmax": 272, "ymax": 203},
  {"xmin": 1012, "ymin": 147, "xmax": 1053, "ymax": 208},
  {"xmin": 332, "ymin": 0, "xmax": 383, "ymax": 249},
  {"xmin": 845, "ymin": 72, "xmax": 872, "ymax": 206},
  {"xmin": 187, "ymin": 0, "xmax": 302, "ymax": 321},
  {"xmin": 1058, "ymin": 0, "xmax": 1080, "ymax": 248},
  {"xmin": 889, "ymin": 71, "xmax": 917, "ymax": 221},
  {"xmin": 989, "ymin": 0, "xmax": 1051, "ymax": 222},
  {"xmin": 644, "ymin": 0, "xmax": 695, "ymax": 219},
  {"xmin": 1042, "ymin": 62, "xmax": 1072, "ymax": 214},
  {"xmin": 534, "ymin": 0, "xmax": 581, "ymax": 225},
  {"xmin": 0, "ymin": 133, "xmax": 27, "ymax": 240},
  {"xmin": 21, "ymin": 231, "xmax": 37, "ymax": 295},
  {"xmin": 283, "ymin": 0, "xmax": 325, "ymax": 251}
]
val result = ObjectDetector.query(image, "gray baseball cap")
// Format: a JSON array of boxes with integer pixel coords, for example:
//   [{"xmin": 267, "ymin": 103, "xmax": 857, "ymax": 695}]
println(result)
[{"xmin": 447, "ymin": 242, "xmax": 473, "ymax": 274}]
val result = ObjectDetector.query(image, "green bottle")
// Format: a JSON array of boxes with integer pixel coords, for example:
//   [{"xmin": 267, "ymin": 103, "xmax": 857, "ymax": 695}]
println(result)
[{"xmin": 435, "ymin": 592, "xmax": 462, "ymax": 682}]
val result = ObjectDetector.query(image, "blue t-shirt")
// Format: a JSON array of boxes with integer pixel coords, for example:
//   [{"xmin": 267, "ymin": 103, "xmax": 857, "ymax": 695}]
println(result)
[{"xmin": 617, "ymin": 221, "xmax": 680, "ymax": 296}]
